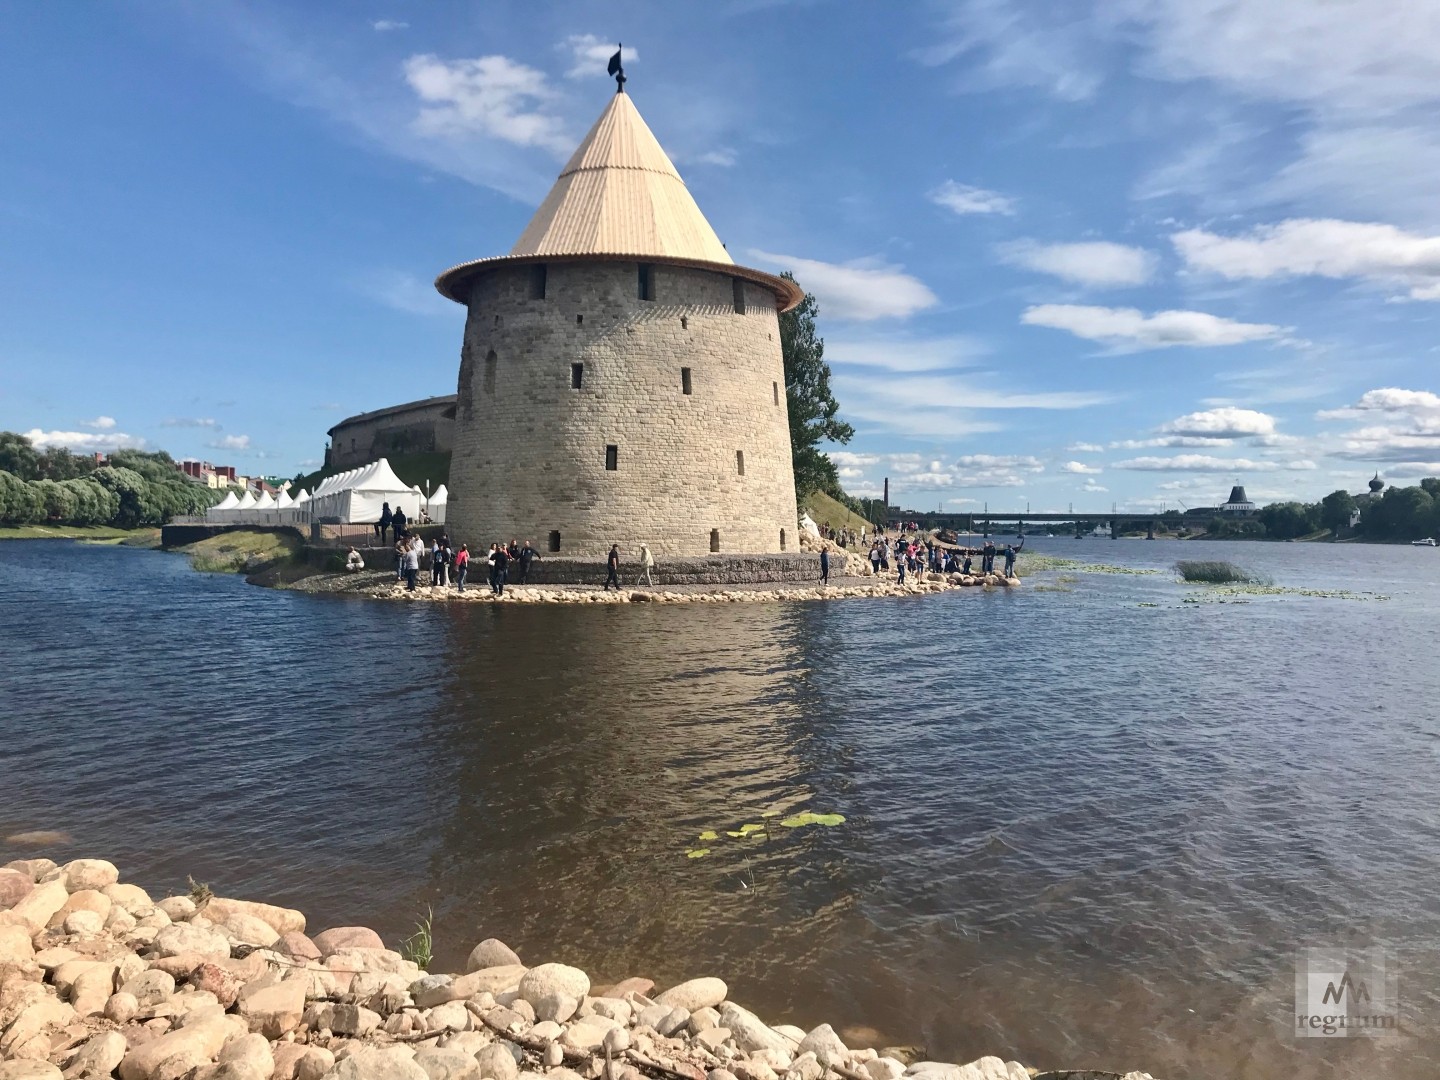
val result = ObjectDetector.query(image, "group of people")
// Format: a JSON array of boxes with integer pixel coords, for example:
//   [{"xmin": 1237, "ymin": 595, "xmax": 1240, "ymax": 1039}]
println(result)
[
  {"xmin": 603, "ymin": 543, "xmax": 655, "ymax": 589},
  {"xmin": 819, "ymin": 523, "xmax": 865, "ymax": 548},
  {"xmin": 863, "ymin": 534, "xmax": 1023, "ymax": 584},
  {"xmin": 402, "ymin": 537, "xmax": 542, "ymax": 595}
]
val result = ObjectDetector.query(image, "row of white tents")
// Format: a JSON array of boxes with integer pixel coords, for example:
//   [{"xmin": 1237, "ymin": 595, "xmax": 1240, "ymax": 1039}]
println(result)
[{"xmin": 205, "ymin": 458, "xmax": 448, "ymax": 526}]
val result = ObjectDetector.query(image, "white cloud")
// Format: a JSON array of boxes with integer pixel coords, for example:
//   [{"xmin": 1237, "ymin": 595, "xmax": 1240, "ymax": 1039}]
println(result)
[
  {"xmin": 954, "ymin": 454, "xmax": 1044, "ymax": 471},
  {"xmin": 997, "ymin": 240, "xmax": 1156, "ymax": 287},
  {"xmin": 561, "ymin": 35, "xmax": 630, "ymax": 80},
  {"xmin": 353, "ymin": 269, "xmax": 455, "ymax": 316},
  {"xmin": 928, "ymin": 180, "xmax": 1016, "ymax": 216},
  {"xmin": 161, "ymin": 417, "xmax": 220, "ymax": 429},
  {"xmin": 82, "ymin": 416, "xmax": 116, "ymax": 430},
  {"xmin": 748, "ymin": 250, "xmax": 938, "ymax": 321},
  {"xmin": 1174, "ymin": 219, "xmax": 1440, "ymax": 300},
  {"xmin": 1315, "ymin": 387, "xmax": 1440, "ymax": 461},
  {"xmin": 828, "ymin": 451, "xmax": 881, "ymax": 469},
  {"xmin": 691, "ymin": 149, "xmax": 736, "ymax": 167},
  {"xmin": 208, "ymin": 434, "xmax": 252, "ymax": 451},
  {"xmin": 23, "ymin": 429, "xmax": 145, "ymax": 452},
  {"xmin": 826, "ymin": 334, "xmax": 988, "ymax": 372},
  {"xmin": 1022, "ymin": 304, "xmax": 1284, "ymax": 348},
  {"xmin": 372, "ymin": 20, "xmax": 408, "ymax": 32},
  {"xmin": 1114, "ymin": 454, "xmax": 1314, "ymax": 472},
  {"xmin": 1082, "ymin": 479, "xmax": 1108, "ymax": 492},
  {"xmin": 1061, "ymin": 460, "xmax": 1102, "ymax": 474},
  {"xmin": 1158, "ymin": 407, "xmax": 1277, "ymax": 439},
  {"xmin": 1068, "ymin": 442, "xmax": 1104, "ymax": 453},
  {"xmin": 404, "ymin": 53, "xmax": 571, "ymax": 156},
  {"xmin": 835, "ymin": 373, "xmax": 1113, "ymax": 413}
]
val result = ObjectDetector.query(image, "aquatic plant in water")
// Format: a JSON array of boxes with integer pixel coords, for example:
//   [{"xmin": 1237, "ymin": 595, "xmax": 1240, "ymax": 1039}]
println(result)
[
  {"xmin": 1175, "ymin": 560, "xmax": 1270, "ymax": 585},
  {"xmin": 684, "ymin": 810, "xmax": 845, "ymax": 859}
]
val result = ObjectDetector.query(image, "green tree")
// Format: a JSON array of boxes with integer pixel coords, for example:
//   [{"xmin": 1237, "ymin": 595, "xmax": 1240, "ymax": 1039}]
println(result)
[
  {"xmin": 1319, "ymin": 490, "xmax": 1357, "ymax": 536},
  {"xmin": 91, "ymin": 465, "xmax": 156, "ymax": 528},
  {"xmin": 778, "ymin": 273, "xmax": 854, "ymax": 499},
  {"xmin": 30, "ymin": 479, "xmax": 78, "ymax": 522},
  {"xmin": 0, "ymin": 433, "xmax": 41, "ymax": 480},
  {"xmin": 1259, "ymin": 501, "xmax": 1319, "ymax": 540},
  {"xmin": 0, "ymin": 470, "xmax": 42, "ymax": 524}
]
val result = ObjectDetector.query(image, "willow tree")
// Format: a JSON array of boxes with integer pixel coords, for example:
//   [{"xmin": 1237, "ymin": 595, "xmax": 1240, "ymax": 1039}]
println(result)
[{"xmin": 778, "ymin": 272, "xmax": 854, "ymax": 498}]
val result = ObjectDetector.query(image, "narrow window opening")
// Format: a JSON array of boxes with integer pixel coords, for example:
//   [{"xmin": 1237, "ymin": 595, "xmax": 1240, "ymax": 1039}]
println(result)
[
  {"xmin": 548, "ymin": 531, "xmax": 561, "ymax": 553},
  {"xmin": 780, "ymin": 529, "xmax": 787, "ymax": 551},
  {"xmin": 773, "ymin": 381, "xmax": 780, "ymax": 406},
  {"xmin": 709, "ymin": 529, "xmax": 721, "ymax": 553},
  {"xmin": 605, "ymin": 444, "xmax": 618, "ymax": 471},
  {"xmin": 638, "ymin": 263, "xmax": 655, "ymax": 301},
  {"xmin": 576, "ymin": 314, "xmax": 583, "ymax": 325},
  {"xmin": 681, "ymin": 368, "xmax": 693, "ymax": 395},
  {"xmin": 528, "ymin": 263, "xmax": 547, "ymax": 300},
  {"xmin": 732, "ymin": 278, "xmax": 745, "ymax": 314},
  {"xmin": 736, "ymin": 450, "xmax": 745, "ymax": 476},
  {"xmin": 483, "ymin": 350, "xmax": 497, "ymax": 395},
  {"xmin": 680, "ymin": 315, "xmax": 688, "ymax": 330},
  {"xmin": 493, "ymin": 314, "xmax": 502, "ymax": 328},
  {"xmin": 571, "ymin": 363, "xmax": 584, "ymax": 390},
  {"xmin": 350, "ymin": 439, "xmax": 355, "ymax": 452}
]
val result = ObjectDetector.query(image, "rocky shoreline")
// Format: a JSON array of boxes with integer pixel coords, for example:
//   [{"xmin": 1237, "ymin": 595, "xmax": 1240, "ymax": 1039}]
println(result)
[
  {"xmin": 0, "ymin": 858, "xmax": 1156, "ymax": 1080},
  {"xmin": 274, "ymin": 572, "xmax": 1022, "ymax": 605}
]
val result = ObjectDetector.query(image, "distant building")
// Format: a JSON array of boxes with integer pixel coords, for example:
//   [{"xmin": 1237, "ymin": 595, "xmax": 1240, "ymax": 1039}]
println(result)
[
  {"xmin": 176, "ymin": 460, "xmax": 239, "ymax": 488},
  {"xmin": 325, "ymin": 395, "xmax": 456, "ymax": 471},
  {"xmin": 1219, "ymin": 484, "xmax": 1256, "ymax": 516}
]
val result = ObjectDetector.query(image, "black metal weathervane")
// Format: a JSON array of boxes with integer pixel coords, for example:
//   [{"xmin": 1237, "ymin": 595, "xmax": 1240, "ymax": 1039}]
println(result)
[{"xmin": 607, "ymin": 43, "xmax": 626, "ymax": 93}]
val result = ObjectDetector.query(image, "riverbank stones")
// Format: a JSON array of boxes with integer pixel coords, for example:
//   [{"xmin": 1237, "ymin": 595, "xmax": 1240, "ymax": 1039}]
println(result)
[{"xmin": 516, "ymin": 964, "xmax": 589, "ymax": 1023}]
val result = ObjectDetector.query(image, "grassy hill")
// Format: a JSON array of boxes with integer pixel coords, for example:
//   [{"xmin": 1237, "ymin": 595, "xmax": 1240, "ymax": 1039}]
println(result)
[{"xmin": 801, "ymin": 489, "xmax": 877, "ymax": 534}]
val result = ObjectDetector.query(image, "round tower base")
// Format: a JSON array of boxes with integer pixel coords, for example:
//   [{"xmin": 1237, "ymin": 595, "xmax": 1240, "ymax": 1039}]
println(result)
[{"xmin": 496, "ymin": 553, "xmax": 826, "ymax": 587}]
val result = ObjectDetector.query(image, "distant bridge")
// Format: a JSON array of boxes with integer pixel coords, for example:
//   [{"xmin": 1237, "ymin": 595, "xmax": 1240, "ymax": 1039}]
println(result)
[{"xmin": 907, "ymin": 510, "xmax": 1189, "ymax": 539}]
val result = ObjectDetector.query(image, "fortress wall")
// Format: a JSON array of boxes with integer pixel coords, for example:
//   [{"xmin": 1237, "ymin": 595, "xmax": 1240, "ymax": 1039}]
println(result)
[
  {"xmin": 328, "ymin": 399, "xmax": 456, "ymax": 470},
  {"xmin": 449, "ymin": 261, "xmax": 799, "ymax": 557}
]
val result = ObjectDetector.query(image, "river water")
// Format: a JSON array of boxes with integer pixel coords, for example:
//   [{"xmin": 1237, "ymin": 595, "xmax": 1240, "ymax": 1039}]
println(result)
[{"xmin": 2, "ymin": 537, "xmax": 1439, "ymax": 1079}]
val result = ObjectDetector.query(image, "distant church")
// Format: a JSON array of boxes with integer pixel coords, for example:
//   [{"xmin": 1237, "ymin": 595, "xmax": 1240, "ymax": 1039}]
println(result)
[{"xmin": 433, "ymin": 84, "xmax": 802, "ymax": 557}]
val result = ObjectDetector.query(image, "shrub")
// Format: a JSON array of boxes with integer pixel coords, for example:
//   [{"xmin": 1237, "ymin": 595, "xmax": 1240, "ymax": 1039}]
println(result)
[{"xmin": 1175, "ymin": 560, "xmax": 1269, "ymax": 585}]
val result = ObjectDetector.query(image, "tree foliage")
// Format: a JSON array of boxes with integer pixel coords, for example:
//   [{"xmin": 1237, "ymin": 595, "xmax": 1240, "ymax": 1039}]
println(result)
[
  {"xmin": 779, "ymin": 273, "xmax": 854, "ymax": 500},
  {"xmin": 1319, "ymin": 490, "xmax": 1357, "ymax": 536}
]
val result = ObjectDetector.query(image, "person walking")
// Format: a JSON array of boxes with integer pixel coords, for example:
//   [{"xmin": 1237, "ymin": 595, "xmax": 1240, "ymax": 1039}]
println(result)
[
  {"xmin": 378, "ymin": 502, "xmax": 392, "ymax": 545},
  {"xmin": 454, "ymin": 543, "xmax": 469, "ymax": 592},
  {"xmin": 517, "ymin": 540, "xmax": 539, "ymax": 584},
  {"xmin": 869, "ymin": 542, "xmax": 881, "ymax": 576},
  {"xmin": 604, "ymin": 544, "xmax": 620, "ymax": 590},
  {"xmin": 430, "ymin": 538, "xmax": 444, "ymax": 586},
  {"xmin": 394, "ymin": 535, "xmax": 406, "ymax": 581},
  {"xmin": 491, "ymin": 542, "xmax": 510, "ymax": 596},
  {"xmin": 636, "ymin": 543, "xmax": 655, "ymax": 586},
  {"xmin": 897, "ymin": 554, "xmax": 906, "ymax": 585},
  {"xmin": 819, "ymin": 548, "xmax": 830, "ymax": 586}
]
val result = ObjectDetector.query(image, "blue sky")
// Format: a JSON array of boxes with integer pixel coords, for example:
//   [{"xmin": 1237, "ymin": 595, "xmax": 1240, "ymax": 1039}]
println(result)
[{"xmin": 4, "ymin": 0, "xmax": 1439, "ymax": 511}]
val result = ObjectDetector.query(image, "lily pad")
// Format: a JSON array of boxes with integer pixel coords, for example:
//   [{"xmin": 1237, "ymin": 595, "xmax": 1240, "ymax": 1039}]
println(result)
[
  {"xmin": 780, "ymin": 811, "xmax": 846, "ymax": 828},
  {"xmin": 697, "ymin": 831, "xmax": 719, "ymax": 841},
  {"xmin": 760, "ymin": 810, "xmax": 781, "ymax": 818},
  {"xmin": 726, "ymin": 823, "xmax": 767, "ymax": 837},
  {"xmin": 685, "ymin": 849, "xmax": 711, "ymax": 859}
]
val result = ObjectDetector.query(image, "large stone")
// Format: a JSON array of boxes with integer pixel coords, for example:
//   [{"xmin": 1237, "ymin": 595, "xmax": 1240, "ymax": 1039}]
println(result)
[
  {"xmin": 323, "ymin": 949, "xmax": 416, "ymax": 976},
  {"xmin": 273, "ymin": 932, "xmax": 321, "ymax": 962},
  {"xmin": 424, "ymin": 1002, "xmax": 470, "ymax": 1034},
  {"xmin": 0, "ymin": 1065, "xmax": 63, "ymax": 1080},
  {"xmin": 411, "ymin": 1049, "xmax": 479, "ymax": 1080},
  {"xmin": 0, "ymin": 869, "xmax": 34, "ymax": 910},
  {"xmin": 64, "ymin": 910, "xmax": 105, "ymax": 937},
  {"xmin": 59, "ymin": 861, "xmax": 119, "ymax": 892},
  {"xmin": 64, "ymin": 1031, "xmax": 128, "ymax": 1079},
  {"xmin": 202, "ymin": 898, "xmax": 304, "ymax": 936},
  {"xmin": 796, "ymin": 1025, "xmax": 847, "ymax": 1069},
  {"xmin": 465, "ymin": 940, "xmax": 521, "ymax": 972},
  {"xmin": 236, "ymin": 978, "xmax": 307, "ymax": 1039},
  {"xmin": 323, "ymin": 1048, "xmax": 430, "ymax": 1080},
  {"xmin": 153, "ymin": 924, "xmax": 231, "ymax": 961},
  {"xmin": 71, "ymin": 962, "xmax": 118, "ymax": 1016},
  {"xmin": 307, "ymin": 1003, "xmax": 381, "ymax": 1037},
  {"xmin": 118, "ymin": 1017, "xmax": 233, "ymax": 1080},
  {"xmin": 156, "ymin": 897, "xmax": 197, "ymax": 922},
  {"xmin": 102, "ymin": 884, "xmax": 153, "ymax": 915},
  {"xmin": 655, "ymin": 978, "xmax": 728, "ymax": 1012},
  {"xmin": 718, "ymin": 1004, "xmax": 791, "ymax": 1057},
  {"xmin": 0, "ymin": 924, "xmax": 34, "ymax": 966},
  {"xmin": 49, "ymin": 890, "xmax": 112, "ymax": 930},
  {"xmin": 294, "ymin": 1049, "xmax": 334, "ymax": 1080},
  {"xmin": 516, "ymin": 964, "xmax": 589, "ymax": 1023},
  {"xmin": 560, "ymin": 1017, "xmax": 618, "ymax": 1052},
  {"xmin": 218, "ymin": 1033, "xmax": 275, "ymax": 1079},
  {"xmin": 602, "ymin": 977, "xmax": 654, "ymax": 999},
  {"xmin": 312, "ymin": 927, "xmax": 383, "ymax": 956},
  {"xmin": 215, "ymin": 913, "xmax": 281, "ymax": 949},
  {"xmin": 122, "ymin": 969, "xmax": 177, "ymax": 1007},
  {"xmin": 0, "ymin": 996, "xmax": 75, "ymax": 1056},
  {"xmin": 105, "ymin": 992, "xmax": 139, "ymax": 1024},
  {"xmin": 190, "ymin": 963, "xmax": 244, "ymax": 1008},
  {"xmin": 8, "ymin": 881, "xmax": 68, "ymax": 932},
  {"xmin": 473, "ymin": 1045, "xmax": 517, "ymax": 1080}
]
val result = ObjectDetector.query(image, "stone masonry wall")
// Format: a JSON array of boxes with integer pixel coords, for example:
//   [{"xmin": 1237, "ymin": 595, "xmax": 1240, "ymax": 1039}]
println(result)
[
  {"xmin": 448, "ymin": 261, "xmax": 800, "ymax": 558},
  {"xmin": 328, "ymin": 399, "xmax": 456, "ymax": 470}
]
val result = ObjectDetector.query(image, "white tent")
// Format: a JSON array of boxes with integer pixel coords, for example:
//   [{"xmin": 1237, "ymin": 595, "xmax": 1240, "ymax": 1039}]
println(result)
[
  {"xmin": 275, "ymin": 489, "xmax": 294, "ymax": 509},
  {"xmin": 800, "ymin": 512, "xmax": 821, "ymax": 538},
  {"xmin": 428, "ymin": 484, "xmax": 448, "ymax": 525},
  {"xmin": 207, "ymin": 491, "xmax": 239, "ymax": 522},
  {"xmin": 308, "ymin": 458, "xmax": 421, "ymax": 524},
  {"xmin": 253, "ymin": 491, "xmax": 276, "ymax": 510}
]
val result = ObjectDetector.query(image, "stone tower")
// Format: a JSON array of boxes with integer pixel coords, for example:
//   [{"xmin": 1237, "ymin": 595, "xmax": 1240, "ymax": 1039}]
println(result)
[{"xmin": 434, "ymin": 90, "xmax": 802, "ymax": 558}]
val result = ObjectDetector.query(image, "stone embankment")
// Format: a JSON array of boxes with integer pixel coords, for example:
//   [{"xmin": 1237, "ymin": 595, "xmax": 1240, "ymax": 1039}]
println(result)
[
  {"xmin": 287, "ymin": 572, "xmax": 1022, "ymax": 605},
  {"xmin": 0, "ymin": 858, "xmax": 1157, "ymax": 1080}
]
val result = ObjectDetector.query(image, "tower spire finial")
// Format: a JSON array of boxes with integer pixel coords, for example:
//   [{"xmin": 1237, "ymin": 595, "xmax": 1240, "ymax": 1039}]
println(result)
[{"xmin": 607, "ymin": 44, "xmax": 626, "ymax": 94}]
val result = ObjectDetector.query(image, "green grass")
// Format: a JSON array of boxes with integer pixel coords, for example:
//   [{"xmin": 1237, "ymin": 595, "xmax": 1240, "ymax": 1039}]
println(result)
[
  {"xmin": 400, "ymin": 907, "xmax": 434, "ymax": 971},
  {"xmin": 801, "ymin": 489, "xmax": 877, "ymax": 535},
  {"xmin": 1175, "ymin": 559, "xmax": 1270, "ymax": 584},
  {"xmin": 0, "ymin": 524, "xmax": 147, "ymax": 541},
  {"xmin": 181, "ymin": 529, "xmax": 302, "ymax": 573}
]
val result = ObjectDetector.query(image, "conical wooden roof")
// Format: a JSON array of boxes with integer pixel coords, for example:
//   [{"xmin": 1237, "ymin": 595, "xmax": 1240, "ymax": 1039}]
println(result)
[
  {"xmin": 508, "ymin": 93, "xmax": 733, "ymax": 264},
  {"xmin": 435, "ymin": 92, "xmax": 801, "ymax": 311}
]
